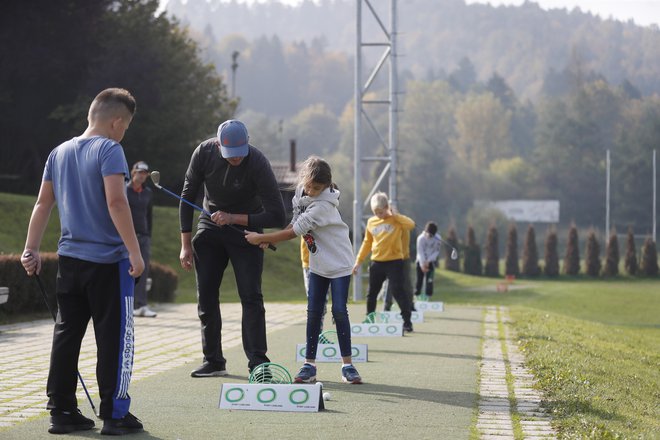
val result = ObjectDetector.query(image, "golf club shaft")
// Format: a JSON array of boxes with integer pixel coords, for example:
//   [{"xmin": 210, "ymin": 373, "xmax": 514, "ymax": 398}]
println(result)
[
  {"xmin": 32, "ymin": 272, "xmax": 97, "ymax": 416},
  {"xmin": 436, "ymin": 236, "xmax": 458, "ymax": 253},
  {"xmin": 155, "ymin": 184, "xmax": 276, "ymax": 251}
]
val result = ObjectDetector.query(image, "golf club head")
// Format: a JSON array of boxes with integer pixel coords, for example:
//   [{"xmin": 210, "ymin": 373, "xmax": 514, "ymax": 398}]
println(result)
[
  {"xmin": 150, "ymin": 170, "xmax": 161, "ymax": 187},
  {"xmin": 451, "ymin": 248, "xmax": 458, "ymax": 260}
]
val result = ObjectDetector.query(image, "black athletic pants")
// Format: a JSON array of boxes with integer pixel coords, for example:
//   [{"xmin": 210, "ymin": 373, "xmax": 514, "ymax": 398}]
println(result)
[
  {"xmin": 366, "ymin": 259, "xmax": 412, "ymax": 326},
  {"xmin": 414, "ymin": 261, "xmax": 436, "ymax": 297},
  {"xmin": 192, "ymin": 227, "xmax": 270, "ymax": 371},
  {"xmin": 48, "ymin": 256, "xmax": 135, "ymax": 420},
  {"xmin": 384, "ymin": 258, "xmax": 413, "ymax": 310}
]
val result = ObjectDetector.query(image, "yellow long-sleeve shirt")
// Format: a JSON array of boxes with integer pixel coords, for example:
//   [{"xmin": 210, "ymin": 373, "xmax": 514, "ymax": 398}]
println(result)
[{"xmin": 355, "ymin": 213, "xmax": 415, "ymax": 264}]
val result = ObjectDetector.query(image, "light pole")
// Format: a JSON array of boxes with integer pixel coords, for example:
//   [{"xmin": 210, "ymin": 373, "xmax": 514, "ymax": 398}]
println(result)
[{"xmin": 231, "ymin": 51, "xmax": 240, "ymax": 98}]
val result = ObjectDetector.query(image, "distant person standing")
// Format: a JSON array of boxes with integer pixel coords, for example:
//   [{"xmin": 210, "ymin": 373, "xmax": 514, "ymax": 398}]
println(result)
[
  {"xmin": 415, "ymin": 221, "xmax": 442, "ymax": 298},
  {"xmin": 179, "ymin": 119, "xmax": 286, "ymax": 377},
  {"xmin": 352, "ymin": 192, "xmax": 415, "ymax": 332},
  {"xmin": 127, "ymin": 161, "xmax": 157, "ymax": 318},
  {"xmin": 21, "ymin": 88, "xmax": 145, "ymax": 435}
]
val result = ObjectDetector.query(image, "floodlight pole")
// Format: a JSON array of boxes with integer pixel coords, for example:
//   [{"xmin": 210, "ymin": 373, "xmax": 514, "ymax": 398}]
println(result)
[
  {"xmin": 653, "ymin": 149, "xmax": 657, "ymax": 243},
  {"xmin": 605, "ymin": 149, "xmax": 610, "ymax": 237},
  {"xmin": 353, "ymin": 0, "xmax": 399, "ymax": 301}
]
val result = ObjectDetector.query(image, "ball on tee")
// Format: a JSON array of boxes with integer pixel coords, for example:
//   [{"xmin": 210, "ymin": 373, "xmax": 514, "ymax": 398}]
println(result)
[{"xmin": 323, "ymin": 392, "xmax": 331, "ymax": 401}]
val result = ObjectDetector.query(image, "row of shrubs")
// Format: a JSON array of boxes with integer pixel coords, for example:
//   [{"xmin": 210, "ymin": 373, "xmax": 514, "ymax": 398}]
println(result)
[
  {"xmin": 0, "ymin": 253, "xmax": 178, "ymax": 316},
  {"xmin": 442, "ymin": 225, "xmax": 659, "ymax": 277}
]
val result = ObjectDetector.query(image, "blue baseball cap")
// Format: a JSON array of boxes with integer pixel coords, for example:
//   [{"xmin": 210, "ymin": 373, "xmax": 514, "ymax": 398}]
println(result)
[{"xmin": 217, "ymin": 120, "xmax": 249, "ymax": 158}]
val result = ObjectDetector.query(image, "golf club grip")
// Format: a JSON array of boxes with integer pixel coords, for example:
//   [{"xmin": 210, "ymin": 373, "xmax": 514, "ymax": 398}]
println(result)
[
  {"xmin": 156, "ymin": 185, "xmax": 276, "ymax": 251},
  {"xmin": 226, "ymin": 224, "xmax": 277, "ymax": 251}
]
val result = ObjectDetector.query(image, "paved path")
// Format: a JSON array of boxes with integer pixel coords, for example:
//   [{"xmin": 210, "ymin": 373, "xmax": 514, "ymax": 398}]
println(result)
[
  {"xmin": 477, "ymin": 306, "xmax": 556, "ymax": 440},
  {"xmin": 0, "ymin": 303, "xmax": 306, "ymax": 428},
  {"xmin": 1, "ymin": 303, "xmax": 556, "ymax": 439}
]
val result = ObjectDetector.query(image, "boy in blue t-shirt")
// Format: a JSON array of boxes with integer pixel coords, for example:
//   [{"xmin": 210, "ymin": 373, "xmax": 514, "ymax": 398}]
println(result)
[{"xmin": 21, "ymin": 88, "xmax": 145, "ymax": 435}]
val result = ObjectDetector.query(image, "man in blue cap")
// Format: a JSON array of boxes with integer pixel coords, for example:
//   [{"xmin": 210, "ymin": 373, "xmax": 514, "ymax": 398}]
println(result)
[{"xmin": 179, "ymin": 119, "xmax": 286, "ymax": 377}]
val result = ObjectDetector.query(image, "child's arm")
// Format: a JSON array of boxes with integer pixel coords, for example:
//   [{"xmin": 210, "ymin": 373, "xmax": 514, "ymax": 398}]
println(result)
[
  {"xmin": 105, "ymin": 174, "xmax": 144, "ymax": 278},
  {"xmin": 352, "ymin": 224, "xmax": 373, "ymax": 274},
  {"xmin": 21, "ymin": 181, "xmax": 56, "ymax": 275},
  {"xmin": 394, "ymin": 213, "xmax": 415, "ymax": 231},
  {"xmin": 246, "ymin": 224, "xmax": 296, "ymax": 245}
]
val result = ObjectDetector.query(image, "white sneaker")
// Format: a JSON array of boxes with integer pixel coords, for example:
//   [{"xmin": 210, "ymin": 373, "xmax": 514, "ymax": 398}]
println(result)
[{"xmin": 133, "ymin": 306, "xmax": 157, "ymax": 318}]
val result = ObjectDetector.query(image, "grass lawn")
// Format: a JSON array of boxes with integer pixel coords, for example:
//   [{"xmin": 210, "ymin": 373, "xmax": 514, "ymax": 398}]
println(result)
[{"xmin": 439, "ymin": 270, "xmax": 660, "ymax": 439}]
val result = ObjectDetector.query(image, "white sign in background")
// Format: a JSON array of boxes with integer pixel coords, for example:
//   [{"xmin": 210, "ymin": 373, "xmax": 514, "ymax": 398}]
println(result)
[
  {"xmin": 475, "ymin": 200, "xmax": 560, "ymax": 223},
  {"xmin": 219, "ymin": 383, "xmax": 323, "ymax": 412},
  {"xmin": 295, "ymin": 343, "xmax": 368, "ymax": 362},
  {"xmin": 378, "ymin": 311, "xmax": 424, "ymax": 323},
  {"xmin": 350, "ymin": 323, "xmax": 403, "ymax": 337},
  {"xmin": 414, "ymin": 301, "xmax": 444, "ymax": 312}
]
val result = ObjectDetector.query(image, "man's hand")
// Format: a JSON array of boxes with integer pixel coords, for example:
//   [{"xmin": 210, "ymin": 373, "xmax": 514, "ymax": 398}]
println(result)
[
  {"xmin": 180, "ymin": 245, "xmax": 193, "ymax": 271},
  {"xmin": 211, "ymin": 211, "xmax": 233, "ymax": 226}
]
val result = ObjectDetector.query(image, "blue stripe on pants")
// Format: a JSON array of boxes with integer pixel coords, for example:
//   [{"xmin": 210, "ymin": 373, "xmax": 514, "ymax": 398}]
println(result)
[{"xmin": 112, "ymin": 259, "xmax": 135, "ymax": 419}]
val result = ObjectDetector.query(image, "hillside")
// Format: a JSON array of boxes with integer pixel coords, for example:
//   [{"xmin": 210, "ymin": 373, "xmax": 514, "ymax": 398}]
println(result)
[
  {"xmin": 166, "ymin": 0, "xmax": 660, "ymax": 105},
  {"xmin": 0, "ymin": 192, "xmax": 305, "ymax": 303}
]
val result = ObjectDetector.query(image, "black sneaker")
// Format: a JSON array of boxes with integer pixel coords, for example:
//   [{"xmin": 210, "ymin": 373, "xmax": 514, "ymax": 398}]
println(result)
[
  {"xmin": 403, "ymin": 323, "xmax": 414, "ymax": 333},
  {"xmin": 100, "ymin": 412, "xmax": 143, "ymax": 435},
  {"xmin": 190, "ymin": 362, "xmax": 228, "ymax": 377},
  {"xmin": 48, "ymin": 409, "xmax": 95, "ymax": 434}
]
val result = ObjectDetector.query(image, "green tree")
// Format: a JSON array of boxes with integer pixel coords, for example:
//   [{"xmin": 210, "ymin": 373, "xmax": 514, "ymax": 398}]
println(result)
[
  {"xmin": 639, "ymin": 238, "xmax": 659, "ymax": 277},
  {"xmin": 505, "ymin": 223, "xmax": 520, "ymax": 277},
  {"xmin": 286, "ymin": 104, "xmax": 339, "ymax": 158},
  {"xmin": 544, "ymin": 228, "xmax": 560, "ymax": 277},
  {"xmin": 584, "ymin": 229, "xmax": 602, "ymax": 277},
  {"xmin": 463, "ymin": 226, "xmax": 482, "ymax": 276},
  {"xmin": 602, "ymin": 229, "xmax": 619, "ymax": 277},
  {"xmin": 624, "ymin": 227, "xmax": 638, "ymax": 276},
  {"xmin": 563, "ymin": 224, "xmax": 581, "ymax": 275},
  {"xmin": 522, "ymin": 225, "xmax": 541, "ymax": 277},
  {"xmin": 450, "ymin": 92, "xmax": 513, "ymax": 170},
  {"xmin": 484, "ymin": 225, "xmax": 500, "ymax": 277},
  {"xmin": 0, "ymin": 0, "xmax": 232, "ymax": 195}
]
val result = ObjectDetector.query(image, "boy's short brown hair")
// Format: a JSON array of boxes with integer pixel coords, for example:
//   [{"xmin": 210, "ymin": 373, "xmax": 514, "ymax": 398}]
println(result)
[{"xmin": 89, "ymin": 88, "xmax": 136, "ymax": 122}]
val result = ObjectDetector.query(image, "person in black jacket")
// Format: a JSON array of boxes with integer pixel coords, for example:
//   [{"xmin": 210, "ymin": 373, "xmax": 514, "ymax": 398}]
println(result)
[
  {"xmin": 179, "ymin": 119, "xmax": 286, "ymax": 377},
  {"xmin": 127, "ymin": 161, "xmax": 157, "ymax": 318}
]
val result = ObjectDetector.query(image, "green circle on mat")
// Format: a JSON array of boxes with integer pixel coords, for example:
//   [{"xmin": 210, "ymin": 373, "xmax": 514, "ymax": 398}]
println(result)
[
  {"xmin": 257, "ymin": 388, "xmax": 277, "ymax": 403},
  {"xmin": 225, "ymin": 388, "xmax": 245, "ymax": 402},
  {"xmin": 289, "ymin": 389, "xmax": 309, "ymax": 404}
]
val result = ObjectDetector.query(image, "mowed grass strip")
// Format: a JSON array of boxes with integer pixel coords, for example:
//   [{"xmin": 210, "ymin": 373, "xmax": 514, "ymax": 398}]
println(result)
[{"xmin": 439, "ymin": 270, "xmax": 660, "ymax": 439}]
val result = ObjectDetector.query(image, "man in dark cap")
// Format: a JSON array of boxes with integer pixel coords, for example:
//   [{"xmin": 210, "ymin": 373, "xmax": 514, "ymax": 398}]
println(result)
[{"xmin": 179, "ymin": 119, "xmax": 285, "ymax": 377}]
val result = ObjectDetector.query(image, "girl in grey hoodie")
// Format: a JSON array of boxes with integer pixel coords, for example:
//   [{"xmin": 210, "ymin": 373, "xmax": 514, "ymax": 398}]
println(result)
[{"xmin": 245, "ymin": 156, "xmax": 362, "ymax": 384}]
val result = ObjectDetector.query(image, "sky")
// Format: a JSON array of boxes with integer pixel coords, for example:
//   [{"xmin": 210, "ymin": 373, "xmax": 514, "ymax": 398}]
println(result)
[{"xmin": 164, "ymin": 0, "xmax": 660, "ymax": 28}]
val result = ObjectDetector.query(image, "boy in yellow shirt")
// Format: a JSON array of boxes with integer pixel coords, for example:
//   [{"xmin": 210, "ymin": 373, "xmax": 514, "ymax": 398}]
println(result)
[{"xmin": 352, "ymin": 192, "xmax": 415, "ymax": 332}]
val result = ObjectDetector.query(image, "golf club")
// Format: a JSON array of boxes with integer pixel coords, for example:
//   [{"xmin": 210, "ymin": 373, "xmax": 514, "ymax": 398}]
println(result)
[
  {"xmin": 25, "ymin": 258, "xmax": 98, "ymax": 418},
  {"xmin": 433, "ymin": 234, "xmax": 459, "ymax": 260},
  {"xmin": 150, "ymin": 171, "xmax": 276, "ymax": 251}
]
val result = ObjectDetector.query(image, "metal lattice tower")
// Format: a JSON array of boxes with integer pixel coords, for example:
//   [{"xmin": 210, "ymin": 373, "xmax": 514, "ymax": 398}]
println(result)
[{"xmin": 353, "ymin": 0, "xmax": 399, "ymax": 301}]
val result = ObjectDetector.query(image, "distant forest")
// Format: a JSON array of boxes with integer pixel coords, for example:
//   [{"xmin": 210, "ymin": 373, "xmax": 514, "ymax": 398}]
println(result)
[
  {"xmin": 164, "ymin": 0, "xmax": 659, "ymax": 240},
  {"xmin": 167, "ymin": 0, "xmax": 660, "ymax": 106}
]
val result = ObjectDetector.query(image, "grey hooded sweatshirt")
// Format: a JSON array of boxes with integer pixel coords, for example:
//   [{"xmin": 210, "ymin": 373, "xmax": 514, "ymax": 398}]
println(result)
[{"xmin": 291, "ymin": 185, "xmax": 354, "ymax": 278}]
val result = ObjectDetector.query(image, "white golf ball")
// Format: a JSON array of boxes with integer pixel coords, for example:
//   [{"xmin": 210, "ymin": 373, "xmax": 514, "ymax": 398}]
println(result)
[
  {"xmin": 323, "ymin": 392, "xmax": 331, "ymax": 401},
  {"xmin": 316, "ymin": 381, "xmax": 323, "ymax": 388}
]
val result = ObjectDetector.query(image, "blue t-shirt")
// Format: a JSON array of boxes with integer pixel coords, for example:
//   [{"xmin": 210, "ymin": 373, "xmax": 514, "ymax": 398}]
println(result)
[{"xmin": 43, "ymin": 136, "xmax": 130, "ymax": 263}]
